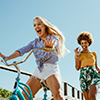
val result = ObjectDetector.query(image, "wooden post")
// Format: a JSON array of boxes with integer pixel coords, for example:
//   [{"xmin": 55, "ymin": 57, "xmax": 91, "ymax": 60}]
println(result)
[
  {"xmin": 64, "ymin": 83, "xmax": 68, "ymax": 100},
  {"xmin": 81, "ymin": 93, "xmax": 84, "ymax": 100},
  {"xmin": 77, "ymin": 90, "xmax": 80, "ymax": 99},
  {"xmin": 72, "ymin": 87, "xmax": 75, "ymax": 97}
]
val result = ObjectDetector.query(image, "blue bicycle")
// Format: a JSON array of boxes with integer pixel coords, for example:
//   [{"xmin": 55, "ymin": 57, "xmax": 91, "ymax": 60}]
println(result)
[{"xmin": 1, "ymin": 47, "xmax": 55, "ymax": 100}]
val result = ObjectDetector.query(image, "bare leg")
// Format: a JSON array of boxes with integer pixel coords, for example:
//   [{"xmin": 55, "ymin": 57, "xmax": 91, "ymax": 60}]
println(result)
[
  {"xmin": 83, "ymin": 92, "xmax": 89, "ymax": 100},
  {"xmin": 46, "ymin": 74, "xmax": 64, "ymax": 100},
  {"xmin": 22, "ymin": 76, "xmax": 42, "ymax": 100},
  {"xmin": 89, "ymin": 84, "xmax": 98, "ymax": 100}
]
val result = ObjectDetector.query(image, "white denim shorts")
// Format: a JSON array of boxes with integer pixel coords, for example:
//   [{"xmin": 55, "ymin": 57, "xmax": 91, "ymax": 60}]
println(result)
[{"xmin": 33, "ymin": 63, "xmax": 61, "ymax": 81}]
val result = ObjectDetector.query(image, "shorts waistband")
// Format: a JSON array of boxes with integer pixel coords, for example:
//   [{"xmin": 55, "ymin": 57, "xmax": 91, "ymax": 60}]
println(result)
[{"xmin": 81, "ymin": 66, "xmax": 93, "ymax": 69}]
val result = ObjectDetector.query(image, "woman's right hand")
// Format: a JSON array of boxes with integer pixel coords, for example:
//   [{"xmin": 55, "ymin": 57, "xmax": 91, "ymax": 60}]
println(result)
[
  {"xmin": 0, "ymin": 52, "xmax": 8, "ymax": 62},
  {"xmin": 74, "ymin": 47, "xmax": 81, "ymax": 57},
  {"xmin": 43, "ymin": 37, "xmax": 56, "ymax": 48}
]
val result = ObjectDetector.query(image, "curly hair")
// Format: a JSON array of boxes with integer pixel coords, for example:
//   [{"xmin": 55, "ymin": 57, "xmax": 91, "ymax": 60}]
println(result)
[{"xmin": 77, "ymin": 32, "xmax": 93, "ymax": 46}]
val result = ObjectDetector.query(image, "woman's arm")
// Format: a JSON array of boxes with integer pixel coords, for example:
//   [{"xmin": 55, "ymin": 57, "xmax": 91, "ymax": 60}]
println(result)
[
  {"xmin": 74, "ymin": 47, "xmax": 81, "ymax": 71},
  {"xmin": 93, "ymin": 52, "xmax": 100, "ymax": 75},
  {"xmin": 0, "ymin": 51, "xmax": 21, "ymax": 61},
  {"xmin": 0, "ymin": 40, "xmax": 35, "ymax": 61},
  {"xmin": 95, "ymin": 59, "xmax": 100, "ymax": 73},
  {"xmin": 0, "ymin": 39, "xmax": 36, "ymax": 62},
  {"xmin": 75, "ymin": 56, "xmax": 80, "ymax": 70}
]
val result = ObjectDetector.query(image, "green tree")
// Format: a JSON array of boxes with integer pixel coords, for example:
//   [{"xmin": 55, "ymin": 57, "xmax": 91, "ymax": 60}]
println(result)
[{"xmin": 0, "ymin": 88, "xmax": 12, "ymax": 99}]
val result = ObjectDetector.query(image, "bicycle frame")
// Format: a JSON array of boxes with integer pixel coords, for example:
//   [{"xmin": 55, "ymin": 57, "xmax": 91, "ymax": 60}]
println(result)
[{"xmin": 1, "ymin": 47, "xmax": 55, "ymax": 100}]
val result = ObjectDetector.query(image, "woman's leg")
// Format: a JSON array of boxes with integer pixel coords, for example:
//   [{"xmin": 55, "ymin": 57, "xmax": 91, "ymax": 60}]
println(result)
[
  {"xmin": 22, "ymin": 75, "xmax": 42, "ymax": 100},
  {"xmin": 83, "ymin": 92, "xmax": 89, "ymax": 100},
  {"xmin": 46, "ymin": 74, "xmax": 64, "ymax": 100},
  {"xmin": 89, "ymin": 84, "xmax": 98, "ymax": 100}
]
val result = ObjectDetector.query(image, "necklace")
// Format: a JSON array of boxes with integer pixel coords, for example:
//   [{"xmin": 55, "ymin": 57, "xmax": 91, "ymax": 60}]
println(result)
[{"xmin": 81, "ymin": 50, "xmax": 90, "ymax": 53}]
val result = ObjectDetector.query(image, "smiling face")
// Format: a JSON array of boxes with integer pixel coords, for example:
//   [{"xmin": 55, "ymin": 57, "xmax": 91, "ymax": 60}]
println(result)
[
  {"xmin": 81, "ymin": 40, "xmax": 89, "ymax": 51},
  {"xmin": 33, "ymin": 18, "xmax": 48, "ymax": 39}
]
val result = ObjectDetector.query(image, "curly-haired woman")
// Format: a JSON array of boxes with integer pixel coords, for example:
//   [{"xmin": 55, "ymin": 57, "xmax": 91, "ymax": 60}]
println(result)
[{"xmin": 74, "ymin": 32, "xmax": 100, "ymax": 100}]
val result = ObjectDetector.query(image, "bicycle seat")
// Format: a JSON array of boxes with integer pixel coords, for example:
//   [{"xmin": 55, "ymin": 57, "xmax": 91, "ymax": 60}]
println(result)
[{"xmin": 41, "ymin": 81, "xmax": 49, "ymax": 91}]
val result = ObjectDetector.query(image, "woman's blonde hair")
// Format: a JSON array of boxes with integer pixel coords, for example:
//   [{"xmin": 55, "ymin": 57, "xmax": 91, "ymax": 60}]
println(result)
[{"xmin": 34, "ymin": 16, "xmax": 70, "ymax": 58}]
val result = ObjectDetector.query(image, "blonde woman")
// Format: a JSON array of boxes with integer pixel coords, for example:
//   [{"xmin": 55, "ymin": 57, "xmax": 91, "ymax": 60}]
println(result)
[
  {"xmin": 0, "ymin": 16, "xmax": 68, "ymax": 100},
  {"xmin": 74, "ymin": 32, "xmax": 100, "ymax": 100}
]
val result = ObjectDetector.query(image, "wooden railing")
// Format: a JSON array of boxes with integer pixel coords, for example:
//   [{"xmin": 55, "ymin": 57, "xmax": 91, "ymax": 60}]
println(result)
[
  {"xmin": 0, "ymin": 64, "xmax": 32, "ymax": 76},
  {"xmin": 63, "ymin": 82, "xmax": 84, "ymax": 100},
  {"xmin": 0, "ymin": 64, "xmax": 84, "ymax": 100}
]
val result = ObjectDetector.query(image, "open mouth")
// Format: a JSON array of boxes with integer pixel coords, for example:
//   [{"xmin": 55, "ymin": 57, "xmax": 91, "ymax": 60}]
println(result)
[
  {"xmin": 83, "ymin": 46, "xmax": 86, "ymax": 49},
  {"xmin": 37, "ymin": 29, "xmax": 41, "ymax": 33}
]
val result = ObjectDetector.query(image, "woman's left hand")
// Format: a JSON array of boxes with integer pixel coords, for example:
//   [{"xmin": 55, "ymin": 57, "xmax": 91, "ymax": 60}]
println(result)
[{"xmin": 43, "ymin": 37, "xmax": 56, "ymax": 48}]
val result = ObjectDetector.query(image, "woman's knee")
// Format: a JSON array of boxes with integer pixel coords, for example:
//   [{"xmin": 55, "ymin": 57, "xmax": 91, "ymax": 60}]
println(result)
[
  {"xmin": 22, "ymin": 76, "xmax": 41, "ymax": 99},
  {"xmin": 83, "ymin": 92, "xmax": 89, "ymax": 100},
  {"xmin": 53, "ymin": 89, "xmax": 64, "ymax": 100},
  {"xmin": 89, "ymin": 96, "xmax": 96, "ymax": 100},
  {"xmin": 89, "ymin": 84, "xmax": 98, "ymax": 94},
  {"xmin": 56, "ymin": 94, "xmax": 64, "ymax": 100},
  {"xmin": 46, "ymin": 74, "xmax": 64, "ymax": 99},
  {"xmin": 89, "ymin": 84, "xmax": 98, "ymax": 100}
]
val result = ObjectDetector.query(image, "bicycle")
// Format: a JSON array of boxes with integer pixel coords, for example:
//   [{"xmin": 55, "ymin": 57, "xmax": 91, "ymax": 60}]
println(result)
[{"xmin": 1, "ymin": 47, "xmax": 55, "ymax": 100}]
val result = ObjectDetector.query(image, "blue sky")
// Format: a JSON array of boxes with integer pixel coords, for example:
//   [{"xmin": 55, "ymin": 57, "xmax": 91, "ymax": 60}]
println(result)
[{"xmin": 0, "ymin": 0, "xmax": 100, "ymax": 98}]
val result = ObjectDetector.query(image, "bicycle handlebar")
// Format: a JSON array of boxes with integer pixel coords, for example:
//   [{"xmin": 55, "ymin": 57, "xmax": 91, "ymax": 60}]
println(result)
[{"xmin": 1, "ymin": 47, "xmax": 55, "ymax": 67}]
